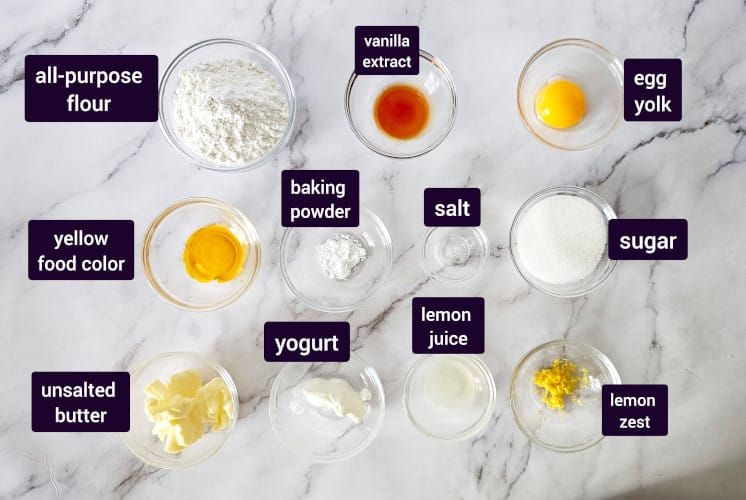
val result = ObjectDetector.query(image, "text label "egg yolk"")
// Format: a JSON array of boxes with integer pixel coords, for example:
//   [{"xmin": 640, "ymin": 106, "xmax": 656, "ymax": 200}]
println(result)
[
  {"xmin": 535, "ymin": 79, "xmax": 586, "ymax": 129},
  {"xmin": 183, "ymin": 224, "xmax": 246, "ymax": 282}
]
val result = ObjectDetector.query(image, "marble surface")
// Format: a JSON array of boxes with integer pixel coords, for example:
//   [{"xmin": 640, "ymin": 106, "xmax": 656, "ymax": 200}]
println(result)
[{"xmin": 2, "ymin": 0, "xmax": 746, "ymax": 498}]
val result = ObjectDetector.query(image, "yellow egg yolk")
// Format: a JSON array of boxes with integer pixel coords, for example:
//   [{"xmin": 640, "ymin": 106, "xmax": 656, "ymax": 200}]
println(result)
[
  {"xmin": 183, "ymin": 224, "xmax": 245, "ymax": 283},
  {"xmin": 535, "ymin": 79, "xmax": 586, "ymax": 129}
]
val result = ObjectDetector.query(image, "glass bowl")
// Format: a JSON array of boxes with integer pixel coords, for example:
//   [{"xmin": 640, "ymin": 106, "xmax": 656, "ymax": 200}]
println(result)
[
  {"xmin": 510, "ymin": 340, "xmax": 621, "ymax": 452},
  {"xmin": 403, "ymin": 354, "xmax": 496, "ymax": 440},
  {"xmin": 279, "ymin": 207, "xmax": 392, "ymax": 312},
  {"xmin": 121, "ymin": 352, "xmax": 239, "ymax": 469},
  {"xmin": 419, "ymin": 226, "xmax": 489, "ymax": 286},
  {"xmin": 509, "ymin": 186, "xmax": 616, "ymax": 297},
  {"xmin": 159, "ymin": 38, "xmax": 296, "ymax": 172},
  {"xmin": 143, "ymin": 198, "xmax": 261, "ymax": 311},
  {"xmin": 517, "ymin": 38, "xmax": 623, "ymax": 150},
  {"xmin": 345, "ymin": 50, "xmax": 457, "ymax": 158},
  {"xmin": 269, "ymin": 352, "xmax": 385, "ymax": 463}
]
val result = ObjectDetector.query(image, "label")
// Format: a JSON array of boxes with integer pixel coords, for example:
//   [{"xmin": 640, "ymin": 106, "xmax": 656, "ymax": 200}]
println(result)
[
  {"xmin": 608, "ymin": 219, "xmax": 687, "ymax": 260},
  {"xmin": 281, "ymin": 170, "xmax": 359, "ymax": 227},
  {"xmin": 424, "ymin": 188, "xmax": 480, "ymax": 227},
  {"xmin": 28, "ymin": 220, "xmax": 134, "ymax": 280},
  {"xmin": 355, "ymin": 26, "xmax": 419, "ymax": 75},
  {"xmin": 624, "ymin": 58, "xmax": 682, "ymax": 121},
  {"xmin": 264, "ymin": 322, "xmax": 350, "ymax": 362},
  {"xmin": 31, "ymin": 372, "xmax": 129, "ymax": 431},
  {"xmin": 25, "ymin": 55, "xmax": 158, "ymax": 122},
  {"xmin": 412, "ymin": 297, "xmax": 484, "ymax": 354},
  {"xmin": 602, "ymin": 384, "xmax": 668, "ymax": 436}
]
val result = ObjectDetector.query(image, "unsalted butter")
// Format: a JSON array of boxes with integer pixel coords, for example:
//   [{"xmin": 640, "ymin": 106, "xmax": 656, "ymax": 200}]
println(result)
[
  {"xmin": 301, "ymin": 377, "xmax": 371, "ymax": 424},
  {"xmin": 144, "ymin": 370, "xmax": 233, "ymax": 453}
]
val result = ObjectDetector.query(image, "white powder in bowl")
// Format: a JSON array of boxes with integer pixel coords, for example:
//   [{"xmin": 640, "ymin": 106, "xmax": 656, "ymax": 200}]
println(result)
[
  {"xmin": 514, "ymin": 194, "xmax": 606, "ymax": 285},
  {"xmin": 317, "ymin": 233, "xmax": 368, "ymax": 281},
  {"xmin": 173, "ymin": 58, "xmax": 289, "ymax": 165}
]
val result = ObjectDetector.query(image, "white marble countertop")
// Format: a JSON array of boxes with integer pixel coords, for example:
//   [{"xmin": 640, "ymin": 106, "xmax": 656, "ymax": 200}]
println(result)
[{"xmin": 2, "ymin": 0, "xmax": 746, "ymax": 498}]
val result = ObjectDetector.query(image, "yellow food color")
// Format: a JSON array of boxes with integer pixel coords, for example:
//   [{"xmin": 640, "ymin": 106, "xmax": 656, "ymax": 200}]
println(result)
[
  {"xmin": 183, "ymin": 224, "xmax": 246, "ymax": 283},
  {"xmin": 532, "ymin": 358, "xmax": 589, "ymax": 411},
  {"xmin": 144, "ymin": 370, "xmax": 234, "ymax": 453},
  {"xmin": 535, "ymin": 79, "xmax": 586, "ymax": 129}
]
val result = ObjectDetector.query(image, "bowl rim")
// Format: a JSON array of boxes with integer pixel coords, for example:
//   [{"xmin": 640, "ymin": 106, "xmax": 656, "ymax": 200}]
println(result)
[
  {"xmin": 158, "ymin": 37, "xmax": 297, "ymax": 173},
  {"xmin": 344, "ymin": 49, "xmax": 457, "ymax": 159},
  {"xmin": 120, "ymin": 351, "xmax": 240, "ymax": 469},
  {"xmin": 278, "ymin": 206, "xmax": 393, "ymax": 312},
  {"xmin": 516, "ymin": 37, "xmax": 624, "ymax": 151},
  {"xmin": 509, "ymin": 339, "xmax": 622, "ymax": 453},
  {"xmin": 402, "ymin": 354, "xmax": 496, "ymax": 441},
  {"xmin": 509, "ymin": 185, "xmax": 617, "ymax": 298},
  {"xmin": 268, "ymin": 351, "xmax": 386, "ymax": 463},
  {"xmin": 142, "ymin": 197, "xmax": 262, "ymax": 311},
  {"xmin": 419, "ymin": 226, "xmax": 490, "ymax": 286}
]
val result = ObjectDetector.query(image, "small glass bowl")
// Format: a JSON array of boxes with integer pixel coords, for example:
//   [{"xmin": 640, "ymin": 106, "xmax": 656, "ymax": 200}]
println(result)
[
  {"xmin": 143, "ymin": 198, "xmax": 261, "ymax": 311},
  {"xmin": 121, "ymin": 352, "xmax": 239, "ymax": 469},
  {"xmin": 419, "ymin": 226, "xmax": 489, "ymax": 286},
  {"xmin": 269, "ymin": 352, "xmax": 385, "ymax": 463},
  {"xmin": 159, "ymin": 38, "xmax": 296, "ymax": 172},
  {"xmin": 510, "ymin": 340, "xmax": 621, "ymax": 452},
  {"xmin": 403, "ymin": 355, "xmax": 496, "ymax": 441},
  {"xmin": 345, "ymin": 50, "xmax": 457, "ymax": 158},
  {"xmin": 509, "ymin": 186, "xmax": 616, "ymax": 297},
  {"xmin": 517, "ymin": 38, "xmax": 623, "ymax": 150},
  {"xmin": 279, "ymin": 207, "xmax": 392, "ymax": 312}
]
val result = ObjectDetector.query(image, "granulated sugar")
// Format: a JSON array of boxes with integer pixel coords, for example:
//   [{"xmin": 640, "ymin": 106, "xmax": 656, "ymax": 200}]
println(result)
[
  {"xmin": 173, "ymin": 58, "xmax": 288, "ymax": 164},
  {"xmin": 515, "ymin": 194, "xmax": 606, "ymax": 285}
]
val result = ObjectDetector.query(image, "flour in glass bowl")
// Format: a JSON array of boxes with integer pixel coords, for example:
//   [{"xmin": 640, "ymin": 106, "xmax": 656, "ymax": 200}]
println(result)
[{"xmin": 173, "ymin": 58, "xmax": 289, "ymax": 165}]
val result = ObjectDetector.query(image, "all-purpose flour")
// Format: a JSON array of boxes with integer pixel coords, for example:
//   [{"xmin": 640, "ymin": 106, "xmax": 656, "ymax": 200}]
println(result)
[{"xmin": 173, "ymin": 58, "xmax": 289, "ymax": 164}]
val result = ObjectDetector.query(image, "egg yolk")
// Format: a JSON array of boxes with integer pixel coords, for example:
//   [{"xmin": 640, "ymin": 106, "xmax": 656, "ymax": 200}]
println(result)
[
  {"xmin": 534, "ymin": 79, "xmax": 586, "ymax": 129},
  {"xmin": 183, "ymin": 224, "xmax": 245, "ymax": 283}
]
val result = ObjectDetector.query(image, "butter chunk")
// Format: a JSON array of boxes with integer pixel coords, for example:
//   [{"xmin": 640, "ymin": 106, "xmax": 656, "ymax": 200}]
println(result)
[
  {"xmin": 166, "ymin": 370, "xmax": 203, "ymax": 397},
  {"xmin": 143, "ymin": 370, "xmax": 234, "ymax": 454},
  {"xmin": 198, "ymin": 377, "xmax": 234, "ymax": 431}
]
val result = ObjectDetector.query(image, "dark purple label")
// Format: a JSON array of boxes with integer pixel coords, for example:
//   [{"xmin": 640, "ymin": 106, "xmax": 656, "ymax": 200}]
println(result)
[
  {"xmin": 412, "ymin": 297, "xmax": 484, "ymax": 354},
  {"xmin": 28, "ymin": 220, "xmax": 134, "ymax": 280},
  {"xmin": 281, "ymin": 170, "xmax": 359, "ymax": 227},
  {"xmin": 602, "ymin": 384, "xmax": 668, "ymax": 436},
  {"xmin": 424, "ymin": 188, "xmax": 480, "ymax": 227},
  {"xmin": 624, "ymin": 58, "xmax": 682, "ymax": 121},
  {"xmin": 25, "ymin": 55, "xmax": 158, "ymax": 122},
  {"xmin": 32, "ymin": 372, "xmax": 130, "ymax": 432},
  {"xmin": 264, "ymin": 322, "xmax": 350, "ymax": 362},
  {"xmin": 355, "ymin": 26, "xmax": 419, "ymax": 75},
  {"xmin": 608, "ymin": 219, "xmax": 687, "ymax": 260}
]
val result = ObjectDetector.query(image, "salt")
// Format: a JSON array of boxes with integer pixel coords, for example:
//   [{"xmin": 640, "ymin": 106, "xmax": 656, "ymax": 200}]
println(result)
[{"xmin": 515, "ymin": 194, "xmax": 606, "ymax": 285}]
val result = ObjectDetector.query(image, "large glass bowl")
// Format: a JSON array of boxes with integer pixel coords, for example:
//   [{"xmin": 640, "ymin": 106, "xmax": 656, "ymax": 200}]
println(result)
[
  {"xmin": 279, "ymin": 207, "xmax": 392, "ymax": 312},
  {"xmin": 510, "ymin": 340, "xmax": 621, "ymax": 452},
  {"xmin": 269, "ymin": 352, "xmax": 385, "ymax": 463},
  {"xmin": 517, "ymin": 38, "xmax": 623, "ymax": 150},
  {"xmin": 121, "ymin": 352, "xmax": 239, "ymax": 469},
  {"xmin": 509, "ymin": 186, "xmax": 616, "ymax": 297},
  {"xmin": 142, "ymin": 198, "xmax": 261, "ymax": 311},
  {"xmin": 159, "ymin": 38, "xmax": 296, "ymax": 172},
  {"xmin": 345, "ymin": 50, "xmax": 457, "ymax": 158}
]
